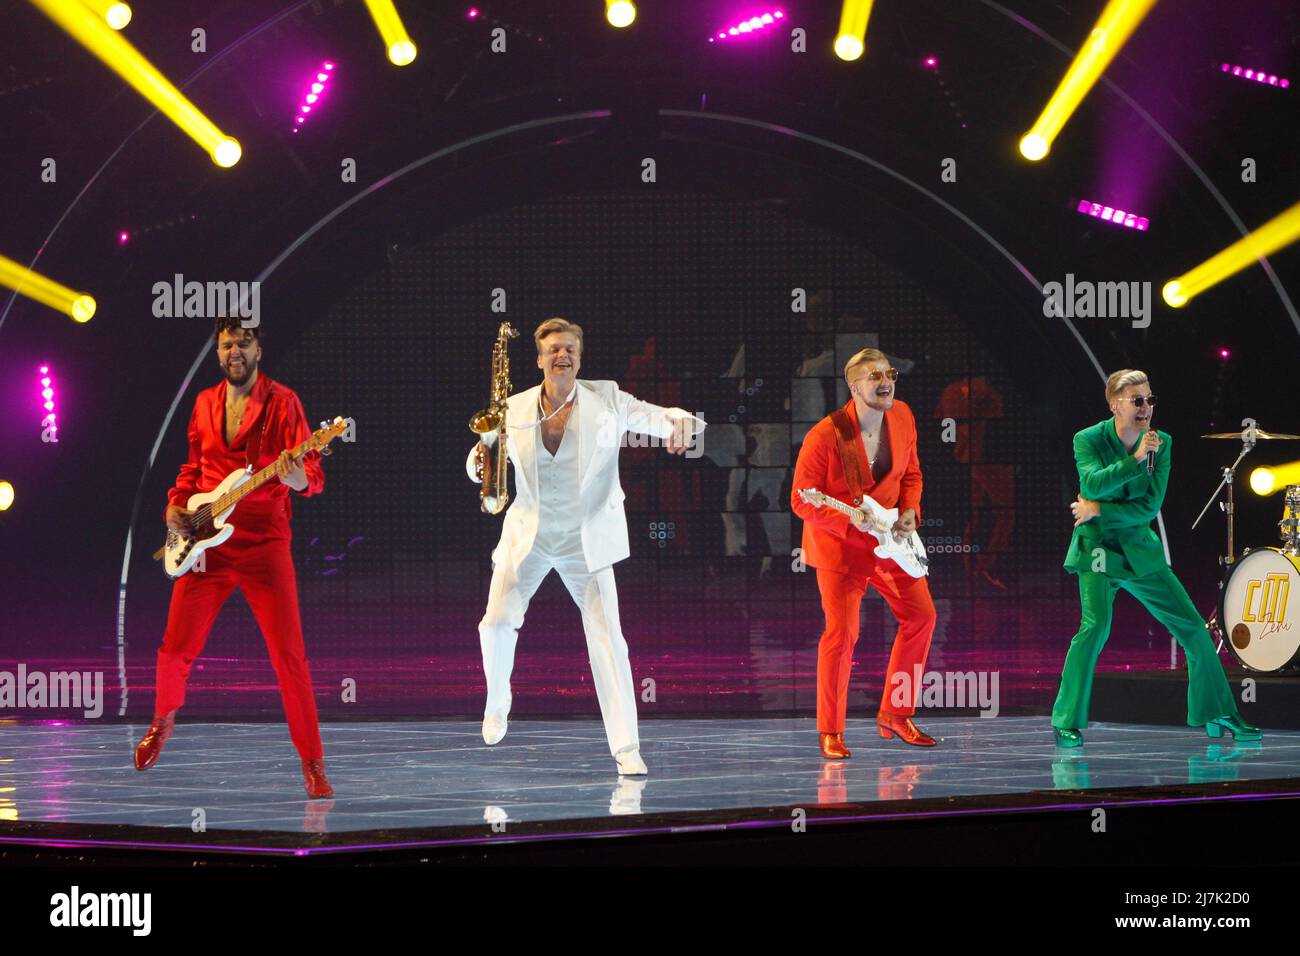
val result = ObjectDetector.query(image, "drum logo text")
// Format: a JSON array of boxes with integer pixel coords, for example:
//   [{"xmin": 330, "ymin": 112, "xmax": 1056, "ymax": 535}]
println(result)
[{"xmin": 1243, "ymin": 573, "xmax": 1290, "ymax": 624}]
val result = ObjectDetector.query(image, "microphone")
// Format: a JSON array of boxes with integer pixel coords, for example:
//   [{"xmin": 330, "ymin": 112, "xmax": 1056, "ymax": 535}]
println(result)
[{"xmin": 1145, "ymin": 427, "xmax": 1155, "ymax": 474}]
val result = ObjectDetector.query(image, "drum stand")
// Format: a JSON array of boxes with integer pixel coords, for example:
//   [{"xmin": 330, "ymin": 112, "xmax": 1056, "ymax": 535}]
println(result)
[{"xmin": 1192, "ymin": 433, "xmax": 1257, "ymax": 650}]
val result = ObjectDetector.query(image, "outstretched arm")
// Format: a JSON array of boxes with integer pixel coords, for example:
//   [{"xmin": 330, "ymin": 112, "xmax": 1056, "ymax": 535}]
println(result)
[{"xmin": 616, "ymin": 387, "xmax": 706, "ymax": 454}]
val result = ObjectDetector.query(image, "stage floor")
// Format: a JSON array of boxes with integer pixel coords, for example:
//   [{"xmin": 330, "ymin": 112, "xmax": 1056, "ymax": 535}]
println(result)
[{"xmin": 3, "ymin": 716, "xmax": 1299, "ymax": 857}]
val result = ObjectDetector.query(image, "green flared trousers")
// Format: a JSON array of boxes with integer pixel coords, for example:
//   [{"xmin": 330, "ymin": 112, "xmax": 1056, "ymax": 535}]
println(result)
[{"xmin": 1051, "ymin": 567, "xmax": 1239, "ymax": 729}]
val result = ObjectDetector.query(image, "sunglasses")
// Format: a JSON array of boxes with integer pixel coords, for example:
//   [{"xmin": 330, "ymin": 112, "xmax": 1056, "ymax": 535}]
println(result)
[
  {"xmin": 1118, "ymin": 395, "xmax": 1158, "ymax": 408},
  {"xmin": 854, "ymin": 368, "xmax": 899, "ymax": 385}
]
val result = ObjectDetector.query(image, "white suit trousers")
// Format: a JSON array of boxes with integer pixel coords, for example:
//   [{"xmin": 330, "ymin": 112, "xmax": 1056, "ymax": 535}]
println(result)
[{"xmin": 479, "ymin": 532, "xmax": 640, "ymax": 756}]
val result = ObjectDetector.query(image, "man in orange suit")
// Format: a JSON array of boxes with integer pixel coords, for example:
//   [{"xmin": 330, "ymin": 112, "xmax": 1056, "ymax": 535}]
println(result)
[
  {"xmin": 791, "ymin": 347, "xmax": 938, "ymax": 757},
  {"xmin": 133, "ymin": 316, "xmax": 334, "ymax": 798}
]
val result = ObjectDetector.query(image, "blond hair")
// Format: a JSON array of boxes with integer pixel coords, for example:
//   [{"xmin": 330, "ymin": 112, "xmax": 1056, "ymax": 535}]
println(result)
[
  {"xmin": 844, "ymin": 347, "xmax": 889, "ymax": 384},
  {"xmin": 534, "ymin": 317, "xmax": 584, "ymax": 355},
  {"xmin": 1105, "ymin": 369, "xmax": 1149, "ymax": 403}
]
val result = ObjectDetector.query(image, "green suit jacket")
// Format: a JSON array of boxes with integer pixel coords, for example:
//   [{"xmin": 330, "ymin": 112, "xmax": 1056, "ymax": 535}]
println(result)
[{"xmin": 1063, "ymin": 419, "xmax": 1171, "ymax": 578}]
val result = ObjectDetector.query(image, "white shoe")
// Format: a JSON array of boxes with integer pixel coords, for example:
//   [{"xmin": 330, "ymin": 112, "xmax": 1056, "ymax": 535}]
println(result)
[
  {"xmin": 615, "ymin": 750, "xmax": 647, "ymax": 776},
  {"xmin": 482, "ymin": 712, "xmax": 507, "ymax": 746}
]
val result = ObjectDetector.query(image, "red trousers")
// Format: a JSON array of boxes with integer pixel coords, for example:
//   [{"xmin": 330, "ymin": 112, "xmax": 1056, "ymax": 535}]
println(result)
[
  {"xmin": 153, "ymin": 506, "xmax": 323, "ymax": 761},
  {"xmin": 815, "ymin": 560, "xmax": 937, "ymax": 732}
]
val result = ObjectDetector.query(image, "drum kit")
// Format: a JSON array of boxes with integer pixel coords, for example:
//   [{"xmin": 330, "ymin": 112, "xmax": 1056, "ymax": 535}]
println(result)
[{"xmin": 1193, "ymin": 423, "xmax": 1300, "ymax": 672}]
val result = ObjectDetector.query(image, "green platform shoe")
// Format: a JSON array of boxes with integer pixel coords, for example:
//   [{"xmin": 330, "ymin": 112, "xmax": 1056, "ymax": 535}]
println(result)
[
  {"xmin": 1205, "ymin": 715, "xmax": 1262, "ymax": 741},
  {"xmin": 1053, "ymin": 727, "xmax": 1083, "ymax": 748}
]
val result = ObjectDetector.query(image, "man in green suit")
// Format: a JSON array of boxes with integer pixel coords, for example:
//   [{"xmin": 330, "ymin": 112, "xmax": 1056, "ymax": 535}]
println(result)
[{"xmin": 1052, "ymin": 369, "xmax": 1260, "ymax": 746}]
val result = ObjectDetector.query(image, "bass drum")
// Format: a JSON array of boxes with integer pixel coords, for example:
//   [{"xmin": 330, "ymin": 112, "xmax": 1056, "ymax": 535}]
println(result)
[{"xmin": 1220, "ymin": 547, "xmax": 1300, "ymax": 672}]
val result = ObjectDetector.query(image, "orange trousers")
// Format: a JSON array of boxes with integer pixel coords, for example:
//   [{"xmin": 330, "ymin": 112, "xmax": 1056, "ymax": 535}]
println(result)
[
  {"xmin": 152, "ymin": 504, "xmax": 323, "ymax": 761},
  {"xmin": 815, "ymin": 561, "xmax": 936, "ymax": 733}
]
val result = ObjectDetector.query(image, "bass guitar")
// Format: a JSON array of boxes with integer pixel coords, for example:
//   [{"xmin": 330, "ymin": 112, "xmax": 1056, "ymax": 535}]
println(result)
[{"xmin": 153, "ymin": 417, "xmax": 350, "ymax": 578}]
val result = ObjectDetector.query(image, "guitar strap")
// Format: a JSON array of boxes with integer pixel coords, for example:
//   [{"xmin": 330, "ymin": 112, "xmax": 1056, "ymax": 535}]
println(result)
[{"xmin": 829, "ymin": 406, "xmax": 867, "ymax": 507}]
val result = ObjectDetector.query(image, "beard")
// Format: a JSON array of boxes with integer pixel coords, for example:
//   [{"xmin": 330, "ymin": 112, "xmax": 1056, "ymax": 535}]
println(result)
[{"xmin": 223, "ymin": 356, "xmax": 257, "ymax": 386}]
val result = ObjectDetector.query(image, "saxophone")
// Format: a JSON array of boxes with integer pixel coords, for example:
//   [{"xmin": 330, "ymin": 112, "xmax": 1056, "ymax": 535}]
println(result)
[{"xmin": 468, "ymin": 321, "xmax": 519, "ymax": 514}]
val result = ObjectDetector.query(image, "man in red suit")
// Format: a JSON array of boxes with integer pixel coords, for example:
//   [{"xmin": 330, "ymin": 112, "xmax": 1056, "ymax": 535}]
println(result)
[
  {"xmin": 791, "ymin": 348, "xmax": 938, "ymax": 757},
  {"xmin": 133, "ymin": 316, "xmax": 334, "ymax": 798}
]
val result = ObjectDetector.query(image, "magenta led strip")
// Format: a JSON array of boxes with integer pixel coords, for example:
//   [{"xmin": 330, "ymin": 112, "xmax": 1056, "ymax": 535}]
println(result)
[
  {"xmin": 39, "ymin": 364, "xmax": 57, "ymax": 442},
  {"xmin": 1076, "ymin": 199, "xmax": 1150, "ymax": 232},
  {"xmin": 1220, "ymin": 63, "xmax": 1289, "ymax": 88},
  {"xmin": 710, "ymin": 10, "xmax": 784, "ymax": 41},
  {"xmin": 293, "ymin": 60, "xmax": 335, "ymax": 132}
]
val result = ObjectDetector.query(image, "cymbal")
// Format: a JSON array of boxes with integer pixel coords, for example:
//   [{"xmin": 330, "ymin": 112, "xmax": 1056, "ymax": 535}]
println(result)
[{"xmin": 1201, "ymin": 429, "xmax": 1300, "ymax": 440}]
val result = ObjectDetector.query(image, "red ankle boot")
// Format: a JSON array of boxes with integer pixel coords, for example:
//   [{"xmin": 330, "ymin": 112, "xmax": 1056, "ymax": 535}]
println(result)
[
  {"xmin": 302, "ymin": 759, "xmax": 334, "ymax": 799},
  {"xmin": 133, "ymin": 712, "xmax": 176, "ymax": 770},
  {"xmin": 877, "ymin": 712, "xmax": 936, "ymax": 747}
]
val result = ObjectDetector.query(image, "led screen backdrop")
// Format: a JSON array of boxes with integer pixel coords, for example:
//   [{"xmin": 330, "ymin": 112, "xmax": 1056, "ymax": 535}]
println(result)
[{"xmin": 114, "ymin": 188, "xmax": 1169, "ymax": 721}]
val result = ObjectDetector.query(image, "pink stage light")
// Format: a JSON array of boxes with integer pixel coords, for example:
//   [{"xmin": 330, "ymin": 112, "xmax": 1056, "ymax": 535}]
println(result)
[
  {"xmin": 1218, "ymin": 347, "xmax": 1231, "ymax": 360},
  {"xmin": 467, "ymin": 7, "xmax": 479, "ymax": 17},
  {"xmin": 924, "ymin": 56, "xmax": 937, "ymax": 67},
  {"xmin": 1221, "ymin": 62, "xmax": 1289, "ymax": 89},
  {"xmin": 293, "ymin": 60, "xmax": 335, "ymax": 132},
  {"xmin": 118, "ymin": 230, "xmax": 129, "ymax": 245},
  {"xmin": 1076, "ymin": 198, "xmax": 1150, "ymax": 232},
  {"xmin": 710, "ymin": 9, "xmax": 784, "ymax": 41},
  {"xmin": 38, "ymin": 364, "xmax": 57, "ymax": 441}
]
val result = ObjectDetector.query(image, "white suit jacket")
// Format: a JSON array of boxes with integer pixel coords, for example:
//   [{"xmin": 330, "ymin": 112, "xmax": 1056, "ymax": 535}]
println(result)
[{"xmin": 466, "ymin": 379, "xmax": 704, "ymax": 573}]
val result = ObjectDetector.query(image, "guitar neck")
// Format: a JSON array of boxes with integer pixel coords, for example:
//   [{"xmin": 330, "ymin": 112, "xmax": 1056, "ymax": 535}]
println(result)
[
  {"xmin": 817, "ymin": 495, "xmax": 863, "ymax": 524},
  {"xmin": 212, "ymin": 435, "xmax": 313, "ymax": 514}
]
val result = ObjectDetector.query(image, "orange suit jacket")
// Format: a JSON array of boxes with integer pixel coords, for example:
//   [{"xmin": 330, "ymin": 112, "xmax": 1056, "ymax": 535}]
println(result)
[{"xmin": 790, "ymin": 398, "xmax": 924, "ymax": 571}]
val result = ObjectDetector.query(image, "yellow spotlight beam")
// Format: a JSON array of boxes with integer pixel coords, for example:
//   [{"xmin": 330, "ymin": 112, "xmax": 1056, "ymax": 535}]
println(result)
[
  {"xmin": 1250, "ymin": 460, "xmax": 1300, "ymax": 496},
  {"xmin": 77, "ymin": 0, "xmax": 131, "ymax": 30},
  {"xmin": 363, "ymin": 0, "xmax": 417, "ymax": 65},
  {"xmin": 606, "ymin": 1, "xmax": 636, "ymax": 28},
  {"xmin": 0, "ymin": 254, "xmax": 95, "ymax": 322},
  {"xmin": 1163, "ymin": 199, "xmax": 1300, "ymax": 308},
  {"xmin": 0, "ymin": 482, "xmax": 14, "ymax": 512},
  {"xmin": 1019, "ymin": 0, "xmax": 1158, "ymax": 161},
  {"xmin": 834, "ymin": 0, "xmax": 874, "ymax": 61},
  {"xmin": 28, "ymin": 0, "xmax": 240, "ymax": 166}
]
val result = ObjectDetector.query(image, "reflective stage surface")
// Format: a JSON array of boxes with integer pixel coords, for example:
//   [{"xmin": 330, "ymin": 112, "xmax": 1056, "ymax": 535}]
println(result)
[{"xmin": 2, "ymin": 717, "xmax": 1298, "ymax": 845}]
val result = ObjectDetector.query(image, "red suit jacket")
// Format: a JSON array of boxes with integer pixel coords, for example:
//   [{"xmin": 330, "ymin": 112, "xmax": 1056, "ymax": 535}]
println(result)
[
  {"xmin": 790, "ymin": 398, "xmax": 923, "ymax": 570},
  {"xmin": 166, "ymin": 372, "xmax": 324, "ymax": 523}
]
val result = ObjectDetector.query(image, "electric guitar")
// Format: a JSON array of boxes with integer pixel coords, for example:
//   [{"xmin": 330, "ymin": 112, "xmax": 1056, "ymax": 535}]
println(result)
[
  {"xmin": 796, "ymin": 487, "xmax": 929, "ymax": 578},
  {"xmin": 153, "ymin": 417, "xmax": 350, "ymax": 578}
]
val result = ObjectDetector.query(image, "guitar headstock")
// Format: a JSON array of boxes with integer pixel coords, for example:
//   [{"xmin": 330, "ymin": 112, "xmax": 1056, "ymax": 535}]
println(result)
[
  {"xmin": 309, "ymin": 416, "xmax": 350, "ymax": 455},
  {"xmin": 797, "ymin": 488, "xmax": 825, "ymax": 507}
]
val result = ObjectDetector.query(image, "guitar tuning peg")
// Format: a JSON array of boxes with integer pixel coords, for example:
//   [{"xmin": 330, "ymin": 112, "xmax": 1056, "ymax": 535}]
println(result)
[{"xmin": 320, "ymin": 446, "xmax": 332, "ymax": 456}]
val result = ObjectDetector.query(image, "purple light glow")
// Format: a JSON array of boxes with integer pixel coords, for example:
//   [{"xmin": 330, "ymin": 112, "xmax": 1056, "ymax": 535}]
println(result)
[
  {"xmin": 1076, "ymin": 197, "xmax": 1150, "ymax": 232},
  {"xmin": 293, "ymin": 60, "xmax": 335, "ymax": 131},
  {"xmin": 38, "ymin": 364, "xmax": 57, "ymax": 441},
  {"xmin": 118, "ymin": 230, "xmax": 129, "ymax": 245},
  {"xmin": 1219, "ymin": 348, "xmax": 1231, "ymax": 359},
  {"xmin": 924, "ymin": 56, "xmax": 937, "ymax": 67},
  {"xmin": 467, "ymin": 7, "xmax": 479, "ymax": 18},
  {"xmin": 1221, "ymin": 62, "xmax": 1289, "ymax": 89},
  {"xmin": 711, "ymin": 9, "xmax": 783, "ymax": 41}
]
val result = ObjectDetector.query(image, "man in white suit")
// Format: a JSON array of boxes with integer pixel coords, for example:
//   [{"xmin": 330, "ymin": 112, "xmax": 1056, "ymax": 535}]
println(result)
[{"xmin": 467, "ymin": 318, "xmax": 704, "ymax": 775}]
